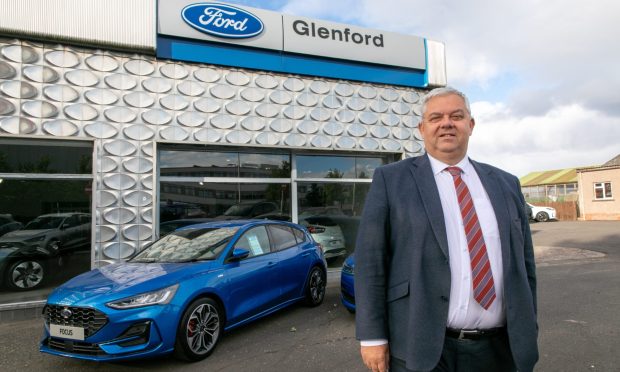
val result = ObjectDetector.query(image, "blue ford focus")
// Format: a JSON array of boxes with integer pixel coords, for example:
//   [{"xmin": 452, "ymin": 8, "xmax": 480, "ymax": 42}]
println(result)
[{"xmin": 40, "ymin": 220, "xmax": 326, "ymax": 362}]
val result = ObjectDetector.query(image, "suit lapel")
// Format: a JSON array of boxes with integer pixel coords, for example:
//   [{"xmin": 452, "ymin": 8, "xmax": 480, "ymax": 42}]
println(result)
[
  {"xmin": 409, "ymin": 155, "xmax": 450, "ymax": 259},
  {"xmin": 471, "ymin": 160, "xmax": 512, "ymax": 269}
]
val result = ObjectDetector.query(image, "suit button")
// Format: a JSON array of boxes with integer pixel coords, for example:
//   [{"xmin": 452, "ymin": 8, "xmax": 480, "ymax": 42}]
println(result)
[{"xmin": 440, "ymin": 296, "xmax": 448, "ymax": 302}]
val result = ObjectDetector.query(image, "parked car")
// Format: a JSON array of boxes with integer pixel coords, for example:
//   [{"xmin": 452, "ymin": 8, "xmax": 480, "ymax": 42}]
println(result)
[
  {"xmin": 0, "ymin": 212, "xmax": 91, "ymax": 290},
  {"xmin": 340, "ymin": 253, "xmax": 355, "ymax": 313},
  {"xmin": 527, "ymin": 203, "xmax": 557, "ymax": 222},
  {"xmin": 0, "ymin": 213, "xmax": 23, "ymax": 238},
  {"xmin": 40, "ymin": 220, "xmax": 326, "ymax": 362},
  {"xmin": 298, "ymin": 208, "xmax": 347, "ymax": 261}
]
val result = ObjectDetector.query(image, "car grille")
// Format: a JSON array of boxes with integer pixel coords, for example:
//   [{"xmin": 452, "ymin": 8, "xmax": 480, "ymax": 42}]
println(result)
[
  {"xmin": 43, "ymin": 305, "xmax": 108, "ymax": 338},
  {"xmin": 46, "ymin": 338, "xmax": 105, "ymax": 356}
]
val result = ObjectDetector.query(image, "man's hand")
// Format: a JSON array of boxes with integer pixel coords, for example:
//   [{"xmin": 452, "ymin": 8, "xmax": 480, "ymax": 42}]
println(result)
[{"xmin": 361, "ymin": 344, "xmax": 390, "ymax": 372}]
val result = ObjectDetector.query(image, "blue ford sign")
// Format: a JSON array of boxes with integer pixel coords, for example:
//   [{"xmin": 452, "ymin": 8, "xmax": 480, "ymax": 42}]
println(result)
[{"xmin": 181, "ymin": 3, "xmax": 264, "ymax": 39}]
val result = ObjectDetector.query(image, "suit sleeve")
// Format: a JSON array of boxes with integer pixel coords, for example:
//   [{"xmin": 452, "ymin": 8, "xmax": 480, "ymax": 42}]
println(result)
[
  {"xmin": 355, "ymin": 167, "xmax": 391, "ymax": 341},
  {"xmin": 515, "ymin": 177, "xmax": 537, "ymax": 314}
]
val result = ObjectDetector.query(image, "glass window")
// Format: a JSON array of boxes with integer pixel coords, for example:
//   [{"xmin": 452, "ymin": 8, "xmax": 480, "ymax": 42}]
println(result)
[
  {"xmin": 131, "ymin": 227, "xmax": 237, "ymax": 262},
  {"xmin": 297, "ymin": 182, "xmax": 371, "ymax": 268},
  {"xmin": 0, "ymin": 139, "xmax": 92, "ymax": 174},
  {"xmin": 297, "ymin": 154, "xmax": 394, "ymax": 179},
  {"xmin": 160, "ymin": 182, "xmax": 291, "ymax": 224},
  {"xmin": 297, "ymin": 155, "xmax": 355, "ymax": 178},
  {"xmin": 0, "ymin": 180, "xmax": 92, "ymax": 301},
  {"xmin": 234, "ymin": 226, "xmax": 271, "ymax": 257},
  {"xmin": 239, "ymin": 154, "xmax": 290, "ymax": 178},
  {"xmin": 159, "ymin": 150, "xmax": 239, "ymax": 177},
  {"xmin": 292, "ymin": 227, "xmax": 307, "ymax": 243},
  {"xmin": 159, "ymin": 149, "xmax": 290, "ymax": 179},
  {"xmin": 594, "ymin": 182, "xmax": 612, "ymax": 200},
  {"xmin": 269, "ymin": 224, "xmax": 297, "ymax": 251}
]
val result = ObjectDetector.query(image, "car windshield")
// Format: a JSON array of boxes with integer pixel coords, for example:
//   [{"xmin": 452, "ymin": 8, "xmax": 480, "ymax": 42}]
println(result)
[
  {"xmin": 223, "ymin": 204, "xmax": 253, "ymax": 216},
  {"xmin": 130, "ymin": 227, "xmax": 239, "ymax": 263},
  {"xmin": 23, "ymin": 216, "xmax": 65, "ymax": 229}
]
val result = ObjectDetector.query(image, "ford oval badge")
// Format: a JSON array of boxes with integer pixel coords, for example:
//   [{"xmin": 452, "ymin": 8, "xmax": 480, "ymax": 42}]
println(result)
[{"xmin": 182, "ymin": 3, "xmax": 264, "ymax": 39}]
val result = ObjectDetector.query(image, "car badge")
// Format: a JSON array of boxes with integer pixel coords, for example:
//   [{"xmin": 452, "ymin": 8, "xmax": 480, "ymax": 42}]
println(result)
[
  {"xmin": 181, "ymin": 3, "xmax": 264, "ymax": 39},
  {"xmin": 60, "ymin": 308, "xmax": 72, "ymax": 319}
]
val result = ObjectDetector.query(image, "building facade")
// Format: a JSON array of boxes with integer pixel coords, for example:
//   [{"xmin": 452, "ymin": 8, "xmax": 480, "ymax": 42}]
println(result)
[
  {"xmin": 0, "ymin": 0, "xmax": 445, "ymax": 311},
  {"xmin": 577, "ymin": 155, "xmax": 620, "ymax": 220}
]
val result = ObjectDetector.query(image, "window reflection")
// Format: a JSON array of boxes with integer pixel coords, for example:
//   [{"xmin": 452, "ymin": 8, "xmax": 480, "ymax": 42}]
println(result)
[
  {"xmin": 296, "ymin": 182, "xmax": 370, "ymax": 268},
  {"xmin": 160, "ymin": 150, "xmax": 290, "ymax": 179},
  {"xmin": 296, "ymin": 155, "xmax": 393, "ymax": 179},
  {"xmin": 0, "ymin": 180, "xmax": 92, "ymax": 302},
  {"xmin": 0, "ymin": 139, "xmax": 92, "ymax": 174},
  {"xmin": 160, "ymin": 181, "xmax": 291, "ymax": 225}
]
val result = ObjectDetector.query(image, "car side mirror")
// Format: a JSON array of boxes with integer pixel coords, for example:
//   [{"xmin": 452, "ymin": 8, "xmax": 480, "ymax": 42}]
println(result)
[{"xmin": 229, "ymin": 248, "xmax": 250, "ymax": 262}]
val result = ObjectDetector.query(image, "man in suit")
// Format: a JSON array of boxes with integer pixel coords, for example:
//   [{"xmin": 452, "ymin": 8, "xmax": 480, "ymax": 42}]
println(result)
[{"xmin": 355, "ymin": 87, "xmax": 538, "ymax": 372}]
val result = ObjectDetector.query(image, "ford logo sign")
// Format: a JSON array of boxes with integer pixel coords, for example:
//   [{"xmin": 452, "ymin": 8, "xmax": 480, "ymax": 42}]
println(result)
[
  {"xmin": 182, "ymin": 3, "xmax": 264, "ymax": 39},
  {"xmin": 60, "ymin": 308, "xmax": 72, "ymax": 319}
]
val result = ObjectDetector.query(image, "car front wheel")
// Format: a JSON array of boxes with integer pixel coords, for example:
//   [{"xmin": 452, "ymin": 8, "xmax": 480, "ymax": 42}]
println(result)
[
  {"xmin": 6, "ymin": 259, "xmax": 45, "ymax": 291},
  {"xmin": 174, "ymin": 297, "xmax": 223, "ymax": 362},
  {"xmin": 304, "ymin": 267, "xmax": 326, "ymax": 307},
  {"xmin": 535, "ymin": 211, "xmax": 549, "ymax": 222}
]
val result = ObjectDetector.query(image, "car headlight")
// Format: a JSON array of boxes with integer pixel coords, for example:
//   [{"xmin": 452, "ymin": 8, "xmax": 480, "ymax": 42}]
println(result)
[{"xmin": 106, "ymin": 284, "xmax": 179, "ymax": 309}]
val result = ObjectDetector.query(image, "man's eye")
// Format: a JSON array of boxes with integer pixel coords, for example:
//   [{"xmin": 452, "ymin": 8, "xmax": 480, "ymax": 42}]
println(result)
[
  {"xmin": 451, "ymin": 115, "xmax": 464, "ymax": 121},
  {"xmin": 428, "ymin": 116, "xmax": 442, "ymax": 123}
]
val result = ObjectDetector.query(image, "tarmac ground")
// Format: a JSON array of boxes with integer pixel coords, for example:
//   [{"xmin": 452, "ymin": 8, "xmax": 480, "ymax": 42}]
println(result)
[{"xmin": 0, "ymin": 220, "xmax": 618, "ymax": 371}]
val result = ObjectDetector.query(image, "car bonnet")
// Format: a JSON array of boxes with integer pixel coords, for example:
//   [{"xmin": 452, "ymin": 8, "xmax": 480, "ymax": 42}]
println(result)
[{"xmin": 46, "ymin": 261, "xmax": 213, "ymax": 306}]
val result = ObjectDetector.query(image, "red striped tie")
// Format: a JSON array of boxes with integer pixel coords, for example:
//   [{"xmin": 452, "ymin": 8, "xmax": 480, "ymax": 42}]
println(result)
[{"xmin": 446, "ymin": 166, "xmax": 496, "ymax": 310}]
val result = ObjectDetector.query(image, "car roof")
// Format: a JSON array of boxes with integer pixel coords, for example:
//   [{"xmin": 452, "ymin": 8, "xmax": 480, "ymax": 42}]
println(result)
[{"xmin": 176, "ymin": 219, "xmax": 303, "ymax": 231}]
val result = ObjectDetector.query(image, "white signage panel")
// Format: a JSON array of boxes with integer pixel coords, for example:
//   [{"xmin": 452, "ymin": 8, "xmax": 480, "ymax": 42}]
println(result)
[{"xmin": 282, "ymin": 15, "xmax": 426, "ymax": 70}]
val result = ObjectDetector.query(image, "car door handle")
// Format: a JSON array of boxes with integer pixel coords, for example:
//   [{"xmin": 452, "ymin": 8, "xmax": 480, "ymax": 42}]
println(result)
[
  {"xmin": 301, "ymin": 252, "xmax": 311, "ymax": 257},
  {"xmin": 267, "ymin": 261, "xmax": 277, "ymax": 267}
]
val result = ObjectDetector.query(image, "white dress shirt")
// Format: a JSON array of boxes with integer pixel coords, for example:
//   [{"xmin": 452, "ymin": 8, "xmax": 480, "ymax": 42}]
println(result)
[
  {"xmin": 361, "ymin": 155, "xmax": 505, "ymax": 347},
  {"xmin": 428, "ymin": 155, "xmax": 505, "ymax": 329}
]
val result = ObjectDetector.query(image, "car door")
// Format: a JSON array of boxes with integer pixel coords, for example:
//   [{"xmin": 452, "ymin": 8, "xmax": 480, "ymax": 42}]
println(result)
[
  {"xmin": 270, "ymin": 224, "xmax": 313, "ymax": 301},
  {"xmin": 222, "ymin": 225, "xmax": 281, "ymax": 325}
]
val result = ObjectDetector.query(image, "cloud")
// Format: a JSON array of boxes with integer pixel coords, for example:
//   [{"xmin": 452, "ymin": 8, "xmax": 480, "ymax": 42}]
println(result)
[
  {"xmin": 468, "ymin": 102, "xmax": 620, "ymax": 176},
  {"xmin": 228, "ymin": 0, "xmax": 620, "ymax": 176}
]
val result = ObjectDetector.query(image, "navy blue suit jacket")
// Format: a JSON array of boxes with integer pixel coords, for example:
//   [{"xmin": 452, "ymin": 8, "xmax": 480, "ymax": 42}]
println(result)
[{"xmin": 354, "ymin": 154, "xmax": 538, "ymax": 371}]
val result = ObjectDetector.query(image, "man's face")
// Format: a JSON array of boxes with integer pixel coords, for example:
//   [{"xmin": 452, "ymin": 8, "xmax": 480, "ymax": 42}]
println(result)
[{"xmin": 419, "ymin": 93, "xmax": 475, "ymax": 165}]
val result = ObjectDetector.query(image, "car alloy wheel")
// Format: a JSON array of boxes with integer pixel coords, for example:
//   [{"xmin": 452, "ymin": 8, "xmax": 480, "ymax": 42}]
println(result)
[
  {"xmin": 305, "ymin": 267, "xmax": 326, "ymax": 307},
  {"xmin": 174, "ymin": 297, "xmax": 222, "ymax": 361},
  {"xmin": 536, "ymin": 211, "xmax": 549, "ymax": 222},
  {"xmin": 8, "ymin": 259, "xmax": 45, "ymax": 290}
]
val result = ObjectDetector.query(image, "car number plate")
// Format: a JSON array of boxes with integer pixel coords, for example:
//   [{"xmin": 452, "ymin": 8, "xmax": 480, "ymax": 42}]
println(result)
[{"xmin": 50, "ymin": 324, "xmax": 85, "ymax": 340}]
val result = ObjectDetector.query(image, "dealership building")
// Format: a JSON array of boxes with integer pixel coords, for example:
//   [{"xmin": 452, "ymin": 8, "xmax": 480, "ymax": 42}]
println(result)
[{"xmin": 0, "ymin": 0, "xmax": 446, "ymax": 314}]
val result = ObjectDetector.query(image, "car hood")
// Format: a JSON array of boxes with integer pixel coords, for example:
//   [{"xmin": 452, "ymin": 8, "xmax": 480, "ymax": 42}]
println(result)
[
  {"xmin": 0, "ymin": 229, "xmax": 49, "ymax": 241},
  {"xmin": 47, "ymin": 261, "xmax": 215, "ymax": 307}
]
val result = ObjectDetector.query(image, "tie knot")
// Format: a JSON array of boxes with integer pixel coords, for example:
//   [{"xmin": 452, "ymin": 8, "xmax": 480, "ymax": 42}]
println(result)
[{"xmin": 446, "ymin": 166, "xmax": 462, "ymax": 177}]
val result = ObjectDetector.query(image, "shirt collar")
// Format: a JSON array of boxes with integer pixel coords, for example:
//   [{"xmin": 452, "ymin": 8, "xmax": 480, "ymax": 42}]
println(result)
[{"xmin": 427, "ymin": 154, "xmax": 473, "ymax": 176}]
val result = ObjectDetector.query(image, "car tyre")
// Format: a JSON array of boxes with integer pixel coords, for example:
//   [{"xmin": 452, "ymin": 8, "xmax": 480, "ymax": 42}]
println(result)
[
  {"xmin": 174, "ymin": 297, "xmax": 223, "ymax": 362},
  {"xmin": 6, "ymin": 259, "xmax": 45, "ymax": 291},
  {"xmin": 304, "ymin": 267, "xmax": 326, "ymax": 307},
  {"xmin": 535, "ymin": 211, "xmax": 549, "ymax": 222}
]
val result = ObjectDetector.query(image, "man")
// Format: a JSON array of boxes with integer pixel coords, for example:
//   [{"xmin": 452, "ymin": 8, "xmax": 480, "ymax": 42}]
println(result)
[{"xmin": 354, "ymin": 87, "xmax": 538, "ymax": 372}]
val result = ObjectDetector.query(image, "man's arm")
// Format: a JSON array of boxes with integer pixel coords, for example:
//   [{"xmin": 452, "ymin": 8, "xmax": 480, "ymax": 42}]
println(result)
[{"xmin": 355, "ymin": 168, "xmax": 391, "ymax": 370}]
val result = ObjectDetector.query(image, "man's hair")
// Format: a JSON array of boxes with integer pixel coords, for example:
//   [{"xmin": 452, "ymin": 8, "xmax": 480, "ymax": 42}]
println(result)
[{"xmin": 420, "ymin": 86, "xmax": 471, "ymax": 117}]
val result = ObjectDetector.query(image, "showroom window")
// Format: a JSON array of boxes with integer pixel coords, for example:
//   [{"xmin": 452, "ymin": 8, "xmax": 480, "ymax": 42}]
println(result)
[
  {"xmin": 0, "ymin": 139, "xmax": 93, "ymax": 307},
  {"xmin": 594, "ymin": 182, "xmax": 613, "ymax": 200},
  {"xmin": 158, "ymin": 146, "xmax": 398, "ymax": 268}
]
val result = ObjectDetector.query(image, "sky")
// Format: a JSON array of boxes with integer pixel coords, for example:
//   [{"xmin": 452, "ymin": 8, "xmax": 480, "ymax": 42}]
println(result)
[{"xmin": 223, "ymin": 0, "xmax": 620, "ymax": 177}]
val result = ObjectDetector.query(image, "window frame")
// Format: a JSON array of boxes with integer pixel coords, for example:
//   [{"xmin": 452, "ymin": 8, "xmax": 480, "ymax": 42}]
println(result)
[{"xmin": 593, "ymin": 181, "xmax": 613, "ymax": 200}]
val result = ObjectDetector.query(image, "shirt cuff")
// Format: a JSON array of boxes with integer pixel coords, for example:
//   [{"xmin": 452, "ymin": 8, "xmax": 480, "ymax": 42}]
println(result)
[{"xmin": 360, "ymin": 339, "xmax": 389, "ymax": 346}]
